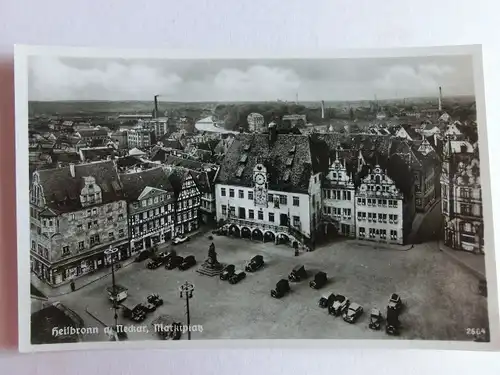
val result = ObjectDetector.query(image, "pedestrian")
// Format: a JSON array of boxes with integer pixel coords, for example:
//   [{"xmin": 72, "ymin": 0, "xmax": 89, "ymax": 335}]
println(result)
[{"xmin": 70, "ymin": 280, "xmax": 75, "ymax": 292}]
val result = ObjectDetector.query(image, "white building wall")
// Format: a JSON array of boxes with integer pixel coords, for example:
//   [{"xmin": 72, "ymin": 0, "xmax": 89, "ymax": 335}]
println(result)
[
  {"xmin": 215, "ymin": 184, "xmax": 311, "ymax": 237},
  {"xmin": 355, "ymin": 197, "xmax": 404, "ymax": 244}
]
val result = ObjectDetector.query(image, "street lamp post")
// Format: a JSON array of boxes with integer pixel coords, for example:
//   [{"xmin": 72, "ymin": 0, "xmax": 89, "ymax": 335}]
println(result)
[
  {"xmin": 104, "ymin": 246, "xmax": 120, "ymax": 340},
  {"xmin": 179, "ymin": 281, "xmax": 194, "ymax": 340}
]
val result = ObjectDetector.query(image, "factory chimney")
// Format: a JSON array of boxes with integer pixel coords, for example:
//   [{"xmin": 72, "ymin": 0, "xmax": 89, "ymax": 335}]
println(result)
[
  {"xmin": 154, "ymin": 95, "xmax": 159, "ymax": 118},
  {"xmin": 438, "ymin": 87, "xmax": 442, "ymax": 112},
  {"xmin": 321, "ymin": 100, "xmax": 325, "ymax": 119}
]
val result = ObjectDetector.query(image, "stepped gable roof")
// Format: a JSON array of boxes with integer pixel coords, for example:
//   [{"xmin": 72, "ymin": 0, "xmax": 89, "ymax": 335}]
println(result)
[
  {"xmin": 120, "ymin": 166, "xmax": 173, "ymax": 201},
  {"xmin": 36, "ymin": 160, "xmax": 124, "ymax": 213},
  {"xmin": 216, "ymin": 133, "xmax": 319, "ymax": 194}
]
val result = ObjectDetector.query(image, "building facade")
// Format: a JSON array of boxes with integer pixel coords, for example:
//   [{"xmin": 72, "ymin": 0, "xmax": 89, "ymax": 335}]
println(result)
[
  {"xmin": 121, "ymin": 167, "xmax": 176, "ymax": 253},
  {"xmin": 30, "ymin": 161, "xmax": 129, "ymax": 286},
  {"xmin": 168, "ymin": 169, "xmax": 202, "ymax": 236},
  {"xmin": 127, "ymin": 127, "xmax": 154, "ymax": 149},
  {"xmin": 441, "ymin": 141, "xmax": 484, "ymax": 253}
]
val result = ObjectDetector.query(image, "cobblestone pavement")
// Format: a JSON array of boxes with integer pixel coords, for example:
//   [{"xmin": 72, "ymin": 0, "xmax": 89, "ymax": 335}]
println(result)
[{"xmin": 47, "ymin": 234, "xmax": 489, "ymax": 343}]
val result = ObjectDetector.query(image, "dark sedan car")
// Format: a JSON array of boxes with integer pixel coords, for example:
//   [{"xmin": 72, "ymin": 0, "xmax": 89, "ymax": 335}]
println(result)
[
  {"xmin": 342, "ymin": 302, "xmax": 363, "ymax": 324},
  {"xmin": 328, "ymin": 294, "xmax": 350, "ymax": 316},
  {"xmin": 245, "ymin": 255, "xmax": 264, "ymax": 272},
  {"xmin": 318, "ymin": 293, "xmax": 336, "ymax": 309},
  {"xmin": 178, "ymin": 255, "xmax": 196, "ymax": 270},
  {"xmin": 309, "ymin": 271, "xmax": 328, "ymax": 289},
  {"xmin": 270, "ymin": 279, "xmax": 290, "ymax": 299},
  {"xmin": 165, "ymin": 255, "xmax": 184, "ymax": 270},
  {"xmin": 220, "ymin": 264, "xmax": 236, "ymax": 280},
  {"xmin": 229, "ymin": 270, "xmax": 246, "ymax": 285},
  {"xmin": 147, "ymin": 259, "xmax": 163, "ymax": 270}
]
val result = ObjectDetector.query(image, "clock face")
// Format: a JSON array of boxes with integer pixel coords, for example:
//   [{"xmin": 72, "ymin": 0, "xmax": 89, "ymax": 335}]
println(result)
[{"xmin": 255, "ymin": 173, "xmax": 265, "ymax": 185}]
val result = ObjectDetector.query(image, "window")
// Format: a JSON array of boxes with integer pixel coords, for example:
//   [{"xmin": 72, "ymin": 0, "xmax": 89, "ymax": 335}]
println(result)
[
  {"xmin": 221, "ymin": 187, "xmax": 226, "ymax": 197},
  {"xmin": 229, "ymin": 206, "xmax": 235, "ymax": 216},
  {"xmin": 343, "ymin": 191, "xmax": 351, "ymax": 201},
  {"xmin": 78, "ymin": 241, "xmax": 85, "ymax": 250},
  {"xmin": 118, "ymin": 214, "xmax": 123, "ymax": 221},
  {"xmin": 92, "ymin": 208, "xmax": 97, "ymax": 215},
  {"xmin": 248, "ymin": 191, "xmax": 254, "ymax": 200},
  {"xmin": 141, "ymin": 200, "xmax": 147, "ymax": 207},
  {"xmin": 119, "ymin": 229, "xmax": 124, "ymax": 238},
  {"xmin": 239, "ymin": 190, "xmax": 244, "ymax": 199},
  {"xmin": 258, "ymin": 211, "xmax": 264, "ymax": 220},
  {"xmin": 461, "ymin": 204, "xmax": 472, "ymax": 215},
  {"xmin": 108, "ymin": 232, "xmax": 115, "ymax": 241},
  {"xmin": 463, "ymin": 222, "xmax": 473, "ymax": 233},
  {"xmin": 87, "ymin": 222, "xmax": 92, "ymax": 229},
  {"xmin": 31, "ymin": 240, "xmax": 36, "ymax": 250},
  {"xmin": 148, "ymin": 198, "xmax": 153, "ymax": 206},
  {"xmin": 380, "ymin": 229, "xmax": 387, "ymax": 239},
  {"xmin": 369, "ymin": 228, "xmax": 376, "ymax": 238},
  {"xmin": 359, "ymin": 227, "xmax": 365, "ymax": 237},
  {"xmin": 293, "ymin": 216, "xmax": 300, "ymax": 226},
  {"xmin": 293, "ymin": 196, "xmax": 300, "ymax": 206},
  {"xmin": 62, "ymin": 246, "xmax": 70, "ymax": 256},
  {"xmin": 71, "ymin": 213, "xmax": 75, "ymax": 220},
  {"xmin": 390, "ymin": 230, "xmax": 398, "ymax": 240},
  {"xmin": 269, "ymin": 213, "xmax": 275, "ymax": 222},
  {"xmin": 249, "ymin": 209, "xmax": 254, "ymax": 219},
  {"xmin": 343, "ymin": 208, "xmax": 351, "ymax": 217},
  {"xmin": 87, "ymin": 209, "xmax": 91, "ymax": 217},
  {"xmin": 279, "ymin": 195, "xmax": 287, "ymax": 205},
  {"xmin": 229, "ymin": 189, "xmax": 234, "ymax": 198},
  {"xmin": 268, "ymin": 194, "xmax": 274, "ymax": 202},
  {"xmin": 154, "ymin": 197, "xmax": 159, "ymax": 204},
  {"xmin": 77, "ymin": 224, "xmax": 83, "ymax": 231}
]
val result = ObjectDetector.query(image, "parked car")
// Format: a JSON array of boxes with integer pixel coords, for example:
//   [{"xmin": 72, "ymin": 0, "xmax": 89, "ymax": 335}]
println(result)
[
  {"xmin": 172, "ymin": 235, "xmax": 190, "ymax": 245},
  {"xmin": 143, "ymin": 302, "xmax": 157, "ymax": 312},
  {"xmin": 134, "ymin": 250, "xmax": 150, "ymax": 262},
  {"xmin": 343, "ymin": 302, "xmax": 363, "ymax": 324},
  {"xmin": 229, "ymin": 270, "xmax": 246, "ymax": 285},
  {"xmin": 318, "ymin": 293, "xmax": 336, "ymax": 309},
  {"xmin": 165, "ymin": 255, "xmax": 184, "ymax": 270},
  {"xmin": 368, "ymin": 308, "xmax": 383, "ymax": 330},
  {"xmin": 179, "ymin": 255, "xmax": 196, "ymax": 270},
  {"xmin": 270, "ymin": 279, "xmax": 290, "ymax": 299},
  {"xmin": 328, "ymin": 294, "xmax": 350, "ymax": 316},
  {"xmin": 385, "ymin": 307, "xmax": 401, "ymax": 336},
  {"xmin": 245, "ymin": 255, "xmax": 264, "ymax": 272},
  {"xmin": 309, "ymin": 271, "xmax": 328, "ymax": 289},
  {"xmin": 121, "ymin": 302, "xmax": 147, "ymax": 322},
  {"xmin": 220, "ymin": 264, "xmax": 235, "ymax": 280},
  {"xmin": 388, "ymin": 293, "xmax": 403, "ymax": 312},
  {"xmin": 147, "ymin": 259, "xmax": 163, "ymax": 270},
  {"xmin": 147, "ymin": 293, "xmax": 164, "ymax": 307},
  {"xmin": 288, "ymin": 265, "xmax": 307, "ymax": 282}
]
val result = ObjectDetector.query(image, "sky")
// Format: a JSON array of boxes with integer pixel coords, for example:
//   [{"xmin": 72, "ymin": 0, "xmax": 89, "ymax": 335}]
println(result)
[{"xmin": 28, "ymin": 54, "xmax": 475, "ymax": 102}]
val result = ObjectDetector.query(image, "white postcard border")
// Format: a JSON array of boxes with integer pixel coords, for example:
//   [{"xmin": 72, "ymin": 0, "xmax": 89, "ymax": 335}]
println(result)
[{"xmin": 14, "ymin": 44, "xmax": 500, "ymax": 353}]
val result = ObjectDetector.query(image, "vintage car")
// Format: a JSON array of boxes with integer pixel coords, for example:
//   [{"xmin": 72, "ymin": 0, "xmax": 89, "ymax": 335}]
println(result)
[
  {"xmin": 147, "ymin": 259, "xmax": 163, "ymax": 270},
  {"xmin": 172, "ymin": 235, "xmax": 190, "ymax": 245},
  {"xmin": 385, "ymin": 307, "xmax": 401, "ymax": 336},
  {"xmin": 342, "ymin": 302, "xmax": 363, "ymax": 324},
  {"xmin": 121, "ymin": 302, "xmax": 147, "ymax": 322},
  {"xmin": 147, "ymin": 293, "xmax": 164, "ymax": 307},
  {"xmin": 152, "ymin": 314, "xmax": 183, "ymax": 340},
  {"xmin": 309, "ymin": 271, "xmax": 328, "ymax": 289},
  {"xmin": 270, "ymin": 279, "xmax": 290, "ymax": 299},
  {"xmin": 143, "ymin": 302, "xmax": 157, "ymax": 313},
  {"xmin": 328, "ymin": 294, "xmax": 350, "ymax": 316},
  {"xmin": 368, "ymin": 308, "xmax": 383, "ymax": 330},
  {"xmin": 388, "ymin": 293, "xmax": 403, "ymax": 312},
  {"xmin": 165, "ymin": 255, "xmax": 184, "ymax": 270},
  {"xmin": 178, "ymin": 255, "xmax": 197, "ymax": 270},
  {"xmin": 288, "ymin": 265, "xmax": 307, "ymax": 282},
  {"xmin": 220, "ymin": 264, "xmax": 236, "ymax": 280},
  {"xmin": 318, "ymin": 293, "xmax": 336, "ymax": 309},
  {"xmin": 229, "ymin": 270, "xmax": 246, "ymax": 285},
  {"xmin": 245, "ymin": 255, "xmax": 264, "ymax": 272},
  {"xmin": 106, "ymin": 284, "xmax": 128, "ymax": 303}
]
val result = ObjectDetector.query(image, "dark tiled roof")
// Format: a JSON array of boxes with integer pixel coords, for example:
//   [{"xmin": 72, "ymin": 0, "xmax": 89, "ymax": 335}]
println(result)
[
  {"xmin": 167, "ymin": 168, "xmax": 194, "ymax": 196},
  {"xmin": 217, "ymin": 134, "xmax": 318, "ymax": 194},
  {"xmin": 456, "ymin": 124, "xmax": 478, "ymax": 143},
  {"xmin": 120, "ymin": 167, "xmax": 173, "ymax": 201},
  {"xmin": 36, "ymin": 160, "xmax": 124, "ymax": 213},
  {"xmin": 116, "ymin": 155, "xmax": 144, "ymax": 169},
  {"xmin": 158, "ymin": 136, "xmax": 184, "ymax": 150},
  {"xmin": 80, "ymin": 147, "xmax": 117, "ymax": 162}
]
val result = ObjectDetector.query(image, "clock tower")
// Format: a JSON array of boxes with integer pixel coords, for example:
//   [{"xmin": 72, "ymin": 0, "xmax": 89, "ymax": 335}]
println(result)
[{"xmin": 253, "ymin": 164, "xmax": 268, "ymax": 207}]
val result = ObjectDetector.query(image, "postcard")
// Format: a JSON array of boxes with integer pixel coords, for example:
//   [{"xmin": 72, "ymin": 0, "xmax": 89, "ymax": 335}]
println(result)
[{"xmin": 15, "ymin": 45, "xmax": 499, "ymax": 352}]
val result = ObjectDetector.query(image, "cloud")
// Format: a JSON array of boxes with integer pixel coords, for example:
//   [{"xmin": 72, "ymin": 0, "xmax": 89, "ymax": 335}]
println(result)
[
  {"xmin": 29, "ymin": 57, "xmax": 183, "ymax": 100},
  {"xmin": 372, "ymin": 64, "xmax": 457, "ymax": 97}
]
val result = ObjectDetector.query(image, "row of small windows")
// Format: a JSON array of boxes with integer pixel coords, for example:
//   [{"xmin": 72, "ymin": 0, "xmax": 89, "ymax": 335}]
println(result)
[
  {"xmin": 324, "ymin": 190, "xmax": 352, "ymax": 201},
  {"xmin": 357, "ymin": 212, "xmax": 398, "ymax": 223},
  {"xmin": 358, "ymin": 227, "xmax": 398, "ymax": 240},
  {"xmin": 132, "ymin": 195, "xmax": 169, "ymax": 209},
  {"xmin": 220, "ymin": 187, "xmax": 300, "ymax": 206},
  {"xmin": 220, "ymin": 205, "xmax": 301, "ymax": 226},
  {"xmin": 357, "ymin": 198, "xmax": 399, "ymax": 207}
]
